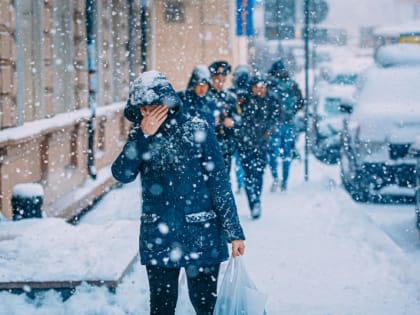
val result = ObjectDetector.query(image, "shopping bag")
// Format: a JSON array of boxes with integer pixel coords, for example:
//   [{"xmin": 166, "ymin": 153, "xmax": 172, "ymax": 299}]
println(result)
[{"xmin": 214, "ymin": 256, "xmax": 268, "ymax": 315}]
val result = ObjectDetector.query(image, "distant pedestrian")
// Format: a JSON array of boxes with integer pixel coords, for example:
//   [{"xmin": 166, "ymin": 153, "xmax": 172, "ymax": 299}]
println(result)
[
  {"xmin": 178, "ymin": 65, "xmax": 217, "ymax": 127},
  {"xmin": 208, "ymin": 60, "xmax": 239, "ymax": 176},
  {"xmin": 267, "ymin": 60, "xmax": 304, "ymax": 192},
  {"xmin": 236, "ymin": 73, "xmax": 281, "ymax": 219},
  {"xmin": 229, "ymin": 65, "xmax": 253, "ymax": 194},
  {"xmin": 112, "ymin": 71, "xmax": 246, "ymax": 315}
]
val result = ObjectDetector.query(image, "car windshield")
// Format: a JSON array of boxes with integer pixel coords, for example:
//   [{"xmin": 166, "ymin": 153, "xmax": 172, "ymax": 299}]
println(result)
[
  {"xmin": 330, "ymin": 74, "xmax": 358, "ymax": 85},
  {"xmin": 324, "ymin": 97, "xmax": 343, "ymax": 116}
]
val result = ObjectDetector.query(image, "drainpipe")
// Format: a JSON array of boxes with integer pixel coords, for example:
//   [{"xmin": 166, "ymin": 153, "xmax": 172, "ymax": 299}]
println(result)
[
  {"xmin": 86, "ymin": 0, "xmax": 97, "ymax": 179},
  {"xmin": 127, "ymin": 0, "xmax": 135, "ymax": 82},
  {"xmin": 140, "ymin": 0, "xmax": 148, "ymax": 72}
]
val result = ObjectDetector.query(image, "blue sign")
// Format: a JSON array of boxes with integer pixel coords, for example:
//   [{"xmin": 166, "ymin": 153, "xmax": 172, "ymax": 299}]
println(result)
[{"xmin": 236, "ymin": 0, "xmax": 254, "ymax": 36}]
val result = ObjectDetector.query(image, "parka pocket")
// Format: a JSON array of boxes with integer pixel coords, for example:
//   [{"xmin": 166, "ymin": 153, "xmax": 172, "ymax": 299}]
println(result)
[
  {"xmin": 185, "ymin": 211, "xmax": 221, "ymax": 251},
  {"xmin": 139, "ymin": 213, "xmax": 168, "ymax": 253}
]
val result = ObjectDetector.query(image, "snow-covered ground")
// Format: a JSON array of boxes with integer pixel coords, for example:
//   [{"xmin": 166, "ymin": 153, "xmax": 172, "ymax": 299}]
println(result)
[{"xmin": 1, "ymin": 135, "xmax": 419, "ymax": 315}]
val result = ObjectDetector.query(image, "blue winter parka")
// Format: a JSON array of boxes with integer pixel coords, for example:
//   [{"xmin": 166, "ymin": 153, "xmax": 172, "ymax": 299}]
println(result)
[{"xmin": 111, "ymin": 71, "xmax": 245, "ymax": 268}]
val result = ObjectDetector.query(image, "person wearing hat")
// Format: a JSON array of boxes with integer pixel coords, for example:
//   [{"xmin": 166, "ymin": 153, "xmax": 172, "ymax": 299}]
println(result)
[
  {"xmin": 178, "ymin": 64, "xmax": 217, "ymax": 127},
  {"xmin": 208, "ymin": 60, "xmax": 240, "ymax": 177},
  {"xmin": 236, "ymin": 73, "xmax": 281, "ymax": 219},
  {"xmin": 112, "ymin": 70, "xmax": 246, "ymax": 315},
  {"xmin": 267, "ymin": 60, "xmax": 304, "ymax": 192}
]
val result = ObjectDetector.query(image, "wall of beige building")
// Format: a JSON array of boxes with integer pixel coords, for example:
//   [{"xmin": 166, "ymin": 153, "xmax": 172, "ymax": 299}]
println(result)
[
  {"xmin": 0, "ymin": 0, "xmax": 249, "ymax": 219},
  {"xmin": 0, "ymin": 0, "xmax": 138, "ymax": 219},
  {"xmin": 149, "ymin": 0, "xmax": 247, "ymax": 91}
]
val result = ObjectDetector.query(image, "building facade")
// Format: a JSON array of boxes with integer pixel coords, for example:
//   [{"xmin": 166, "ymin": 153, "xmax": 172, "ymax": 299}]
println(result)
[{"xmin": 0, "ymin": 0, "xmax": 247, "ymax": 219}]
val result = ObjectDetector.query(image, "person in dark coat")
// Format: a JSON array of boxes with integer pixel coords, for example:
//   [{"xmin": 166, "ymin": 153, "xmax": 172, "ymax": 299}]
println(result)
[
  {"xmin": 178, "ymin": 65, "xmax": 217, "ymax": 128},
  {"xmin": 112, "ymin": 71, "xmax": 246, "ymax": 315},
  {"xmin": 229, "ymin": 64, "xmax": 253, "ymax": 194},
  {"xmin": 236, "ymin": 73, "xmax": 281, "ymax": 219},
  {"xmin": 230, "ymin": 64, "xmax": 253, "ymax": 107},
  {"xmin": 267, "ymin": 60, "xmax": 304, "ymax": 192},
  {"xmin": 208, "ymin": 60, "xmax": 239, "ymax": 176}
]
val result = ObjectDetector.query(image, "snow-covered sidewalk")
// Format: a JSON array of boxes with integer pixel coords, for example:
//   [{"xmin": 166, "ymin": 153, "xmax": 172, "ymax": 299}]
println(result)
[
  {"xmin": 1, "ymin": 154, "xmax": 419, "ymax": 315},
  {"xmin": 0, "ymin": 219, "xmax": 138, "ymax": 285}
]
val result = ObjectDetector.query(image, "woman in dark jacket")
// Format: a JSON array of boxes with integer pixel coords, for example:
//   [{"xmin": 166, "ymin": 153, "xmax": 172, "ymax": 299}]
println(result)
[
  {"xmin": 112, "ymin": 71, "xmax": 245, "ymax": 315},
  {"xmin": 178, "ymin": 65, "xmax": 217, "ymax": 128}
]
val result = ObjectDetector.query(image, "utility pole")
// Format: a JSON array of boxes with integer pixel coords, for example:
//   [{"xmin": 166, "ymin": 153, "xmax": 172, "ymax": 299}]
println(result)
[
  {"xmin": 303, "ymin": 0, "xmax": 310, "ymax": 181},
  {"xmin": 86, "ymin": 0, "xmax": 97, "ymax": 180}
]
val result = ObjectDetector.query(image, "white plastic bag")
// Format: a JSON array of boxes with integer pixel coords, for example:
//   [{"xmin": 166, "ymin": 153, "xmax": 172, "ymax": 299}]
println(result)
[{"xmin": 214, "ymin": 256, "xmax": 268, "ymax": 315}]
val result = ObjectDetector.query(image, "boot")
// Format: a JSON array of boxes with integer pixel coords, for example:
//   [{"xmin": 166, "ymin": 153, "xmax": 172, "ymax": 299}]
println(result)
[
  {"xmin": 251, "ymin": 203, "xmax": 261, "ymax": 219},
  {"xmin": 281, "ymin": 181, "xmax": 287, "ymax": 191},
  {"xmin": 270, "ymin": 180, "xmax": 280, "ymax": 192}
]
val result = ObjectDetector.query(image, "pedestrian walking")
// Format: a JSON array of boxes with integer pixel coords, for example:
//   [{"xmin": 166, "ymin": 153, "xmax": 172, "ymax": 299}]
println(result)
[
  {"xmin": 229, "ymin": 64, "xmax": 253, "ymax": 194},
  {"xmin": 208, "ymin": 60, "xmax": 239, "ymax": 176},
  {"xmin": 112, "ymin": 71, "xmax": 246, "ymax": 315},
  {"xmin": 267, "ymin": 60, "xmax": 304, "ymax": 192},
  {"xmin": 236, "ymin": 73, "xmax": 281, "ymax": 219},
  {"xmin": 178, "ymin": 65, "xmax": 217, "ymax": 127}
]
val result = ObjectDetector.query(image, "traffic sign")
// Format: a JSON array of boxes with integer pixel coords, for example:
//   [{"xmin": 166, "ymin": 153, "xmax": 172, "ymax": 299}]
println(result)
[{"xmin": 308, "ymin": 0, "xmax": 329, "ymax": 24}]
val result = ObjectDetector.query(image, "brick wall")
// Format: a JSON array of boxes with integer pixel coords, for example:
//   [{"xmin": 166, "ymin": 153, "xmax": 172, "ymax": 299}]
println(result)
[
  {"xmin": 0, "ymin": 1, "xmax": 131, "ymax": 219},
  {"xmin": 0, "ymin": 0, "xmax": 17, "ymax": 128}
]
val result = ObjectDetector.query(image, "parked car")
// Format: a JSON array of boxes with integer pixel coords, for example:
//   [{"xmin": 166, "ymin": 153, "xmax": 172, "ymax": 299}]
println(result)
[
  {"xmin": 310, "ymin": 64, "xmax": 366, "ymax": 164},
  {"xmin": 339, "ymin": 44, "xmax": 420, "ymax": 203},
  {"xmin": 310, "ymin": 87, "xmax": 355, "ymax": 164},
  {"xmin": 408, "ymin": 136, "xmax": 420, "ymax": 235}
]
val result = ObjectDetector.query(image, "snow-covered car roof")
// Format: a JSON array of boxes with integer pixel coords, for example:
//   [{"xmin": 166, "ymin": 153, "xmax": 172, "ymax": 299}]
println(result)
[
  {"xmin": 375, "ymin": 43, "xmax": 420, "ymax": 67},
  {"xmin": 318, "ymin": 84, "xmax": 356, "ymax": 102},
  {"xmin": 373, "ymin": 21, "xmax": 420, "ymax": 38},
  {"xmin": 351, "ymin": 64, "xmax": 420, "ymax": 142},
  {"xmin": 355, "ymin": 65, "xmax": 420, "ymax": 116}
]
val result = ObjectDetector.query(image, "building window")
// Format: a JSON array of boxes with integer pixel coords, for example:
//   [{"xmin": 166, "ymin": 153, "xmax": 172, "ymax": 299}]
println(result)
[
  {"xmin": 164, "ymin": 2, "xmax": 185, "ymax": 23},
  {"xmin": 15, "ymin": 0, "xmax": 45, "ymax": 125},
  {"xmin": 52, "ymin": 0, "xmax": 75, "ymax": 114}
]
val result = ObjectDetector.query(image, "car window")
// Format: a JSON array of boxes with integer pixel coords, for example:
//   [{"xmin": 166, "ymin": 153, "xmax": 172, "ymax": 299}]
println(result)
[
  {"xmin": 330, "ymin": 74, "xmax": 358, "ymax": 85},
  {"xmin": 324, "ymin": 97, "xmax": 343, "ymax": 116}
]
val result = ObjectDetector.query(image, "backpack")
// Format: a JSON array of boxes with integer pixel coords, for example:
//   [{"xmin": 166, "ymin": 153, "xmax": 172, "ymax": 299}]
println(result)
[{"xmin": 272, "ymin": 79, "xmax": 304, "ymax": 123}]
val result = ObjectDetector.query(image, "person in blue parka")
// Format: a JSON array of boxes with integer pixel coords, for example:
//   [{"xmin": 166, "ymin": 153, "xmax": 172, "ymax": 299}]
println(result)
[
  {"xmin": 111, "ymin": 71, "xmax": 245, "ymax": 315},
  {"xmin": 267, "ymin": 60, "xmax": 304, "ymax": 192}
]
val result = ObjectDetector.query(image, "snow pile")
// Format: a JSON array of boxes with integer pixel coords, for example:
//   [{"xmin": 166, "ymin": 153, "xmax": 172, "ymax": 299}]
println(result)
[
  {"xmin": 0, "ymin": 218, "xmax": 139, "ymax": 282},
  {"xmin": 11, "ymin": 183, "xmax": 44, "ymax": 198}
]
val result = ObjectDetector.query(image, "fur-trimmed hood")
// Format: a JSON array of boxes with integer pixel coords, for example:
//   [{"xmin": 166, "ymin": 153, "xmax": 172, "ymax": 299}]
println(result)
[{"xmin": 124, "ymin": 71, "xmax": 182, "ymax": 122}]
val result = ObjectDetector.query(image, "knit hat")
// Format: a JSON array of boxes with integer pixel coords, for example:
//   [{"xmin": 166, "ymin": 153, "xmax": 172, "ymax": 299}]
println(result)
[{"xmin": 209, "ymin": 60, "xmax": 232, "ymax": 76}]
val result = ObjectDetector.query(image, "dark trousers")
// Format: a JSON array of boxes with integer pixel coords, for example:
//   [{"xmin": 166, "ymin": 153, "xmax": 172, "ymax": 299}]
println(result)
[
  {"xmin": 239, "ymin": 148, "xmax": 267, "ymax": 210},
  {"xmin": 146, "ymin": 264, "xmax": 220, "ymax": 315},
  {"xmin": 222, "ymin": 151, "xmax": 233, "ymax": 178}
]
